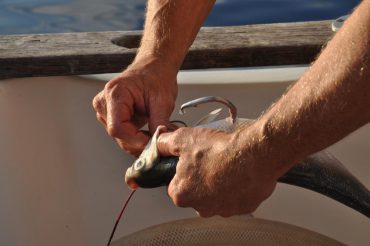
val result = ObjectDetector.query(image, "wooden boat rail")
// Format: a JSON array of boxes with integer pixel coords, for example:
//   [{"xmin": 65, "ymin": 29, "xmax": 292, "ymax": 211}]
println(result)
[{"xmin": 0, "ymin": 20, "xmax": 334, "ymax": 80}]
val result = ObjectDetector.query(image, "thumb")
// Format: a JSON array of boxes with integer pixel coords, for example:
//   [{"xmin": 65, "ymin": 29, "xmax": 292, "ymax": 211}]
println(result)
[
  {"xmin": 157, "ymin": 131, "xmax": 181, "ymax": 157},
  {"xmin": 149, "ymin": 115, "xmax": 170, "ymax": 135},
  {"xmin": 148, "ymin": 101, "xmax": 173, "ymax": 135}
]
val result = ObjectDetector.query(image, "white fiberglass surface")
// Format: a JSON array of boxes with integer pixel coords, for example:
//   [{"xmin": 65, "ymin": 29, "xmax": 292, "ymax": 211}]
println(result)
[
  {"xmin": 82, "ymin": 65, "xmax": 309, "ymax": 85},
  {"xmin": 0, "ymin": 67, "xmax": 369, "ymax": 246}
]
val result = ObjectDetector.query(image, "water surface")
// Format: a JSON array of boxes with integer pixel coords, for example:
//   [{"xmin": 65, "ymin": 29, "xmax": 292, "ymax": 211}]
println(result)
[{"xmin": 0, "ymin": 0, "xmax": 360, "ymax": 34}]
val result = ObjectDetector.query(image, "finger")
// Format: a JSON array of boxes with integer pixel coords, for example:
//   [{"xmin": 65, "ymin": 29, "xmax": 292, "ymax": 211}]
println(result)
[
  {"xmin": 105, "ymin": 87, "xmax": 133, "ymax": 130},
  {"xmin": 110, "ymin": 121, "xmax": 149, "ymax": 151},
  {"xmin": 96, "ymin": 113, "xmax": 107, "ymax": 126},
  {"xmin": 115, "ymin": 138, "xmax": 142, "ymax": 157},
  {"xmin": 105, "ymin": 90, "xmax": 149, "ymax": 150},
  {"xmin": 101, "ymin": 112, "xmax": 148, "ymax": 155},
  {"xmin": 157, "ymin": 131, "xmax": 181, "ymax": 156},
  {"xmin": 116, "ymin": 130, "xmax": 150, "ymax": 157},
  {"xmin": 92, "ymin": 91, "xmax": 107, "ymax": 117},
  {"xmin": 168, "ymin": 174, "xmax": 193, "ymax": 208},
  {"xmin": 196, "ymin": 209, "xmax": 215, "ymax": 218}
]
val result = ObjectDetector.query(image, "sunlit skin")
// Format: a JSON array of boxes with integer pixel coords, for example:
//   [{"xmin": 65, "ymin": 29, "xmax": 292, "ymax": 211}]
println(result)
[
  {"xmin": 93, "ymin": 0, "xmax": 214, "ymax": 156},
  {"xmin": 156, "ymin": 126, "xmax": 277, "ymax": 217},
  {"xmin": 93, "ymin": 0, "xmax": 370, "ymax": 217},
  {"xmin": 93, "ymin": 60, "xmax": 177, "ymax": 156}
]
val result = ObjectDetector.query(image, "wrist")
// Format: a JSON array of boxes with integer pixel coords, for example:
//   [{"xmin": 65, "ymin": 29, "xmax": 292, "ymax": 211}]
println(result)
[
  {"xmin": 229, "ymin": 120, "xmax": 298, "ymax": 180},
  {"xmin": 125, "ymin": 55, "xmax": 178, "ymax": 86},
  {"xmin": 133, "ymin": 50, "xmax": 182, "ymax": 73},
  {"xmin": 255, "ymin": 117, "xmax": 305, "ymax": 176}
]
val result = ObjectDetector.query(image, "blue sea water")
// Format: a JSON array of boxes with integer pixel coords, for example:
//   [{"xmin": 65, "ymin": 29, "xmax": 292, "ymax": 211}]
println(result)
[{"xmin": 0, "ymin": 0, "xmax": 361, "ymax": 35}]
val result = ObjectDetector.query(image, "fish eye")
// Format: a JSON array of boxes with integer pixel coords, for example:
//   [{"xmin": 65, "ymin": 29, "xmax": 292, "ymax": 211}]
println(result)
[{"xmin": 134, "ymin": 159, "xmax": 146, "ymax": 170}]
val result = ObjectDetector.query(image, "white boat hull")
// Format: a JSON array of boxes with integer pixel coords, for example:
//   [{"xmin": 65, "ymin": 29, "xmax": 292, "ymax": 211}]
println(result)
[{"xmin": 0, "ymin": 67, "xmax": 369, "ymax": 245}]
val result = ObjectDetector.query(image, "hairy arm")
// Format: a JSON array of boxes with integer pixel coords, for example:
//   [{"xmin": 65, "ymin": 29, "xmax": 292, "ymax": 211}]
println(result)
[
  {"xmin": 246, "ymin": 0, "xmax": 370, "ymax": 176},
  {"xmin": 93, "ymin": 0, "xmax": 214, "ymax": 155},
  {"xmin": 136, "ymin": 0, "xmax": 215, "ymax": 69},
  {"xmin": 157, "ymin": 1, "xmax": 370, "ymax": 217}
]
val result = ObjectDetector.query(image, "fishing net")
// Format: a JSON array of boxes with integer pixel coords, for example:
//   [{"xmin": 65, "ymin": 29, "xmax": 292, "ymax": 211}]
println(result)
[{"xmin": 112, "ymin": 217, "xmax": 343, "ymax": 246}]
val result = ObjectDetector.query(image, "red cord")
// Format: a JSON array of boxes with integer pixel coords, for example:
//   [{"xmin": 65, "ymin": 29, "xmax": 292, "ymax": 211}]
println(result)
[{"xmin": 107, "ymin": 189, "xmax": 136, "ymax": 246}]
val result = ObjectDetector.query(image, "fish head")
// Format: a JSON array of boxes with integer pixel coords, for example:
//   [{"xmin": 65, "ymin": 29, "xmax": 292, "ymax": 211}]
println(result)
[{"xmin": 125, "ymin": 127, "xmax": 162, "ymax": 189}]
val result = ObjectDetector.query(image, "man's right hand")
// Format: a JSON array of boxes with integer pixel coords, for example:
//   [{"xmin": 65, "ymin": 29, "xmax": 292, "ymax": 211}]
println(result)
[
  {"xmin": 92, "ymin": 0, "xmax": 215, "ymax": 157},
  {"xmin": 92, "ymin": 59, "xmax": 178, "ymax": 156}
]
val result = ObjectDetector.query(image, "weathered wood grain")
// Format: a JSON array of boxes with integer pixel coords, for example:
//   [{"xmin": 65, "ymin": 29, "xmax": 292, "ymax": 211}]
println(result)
[{"xmin": 0, "ymin": 20, "xmax": 333, "ymax": 79}]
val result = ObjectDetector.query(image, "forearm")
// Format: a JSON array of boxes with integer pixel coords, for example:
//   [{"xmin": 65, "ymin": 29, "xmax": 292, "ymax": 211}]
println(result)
[
  {"xmin": 134, "ymin": 0, "xmax": 215, "ymax": 70},
  {"xmin": 238, "ymin": 1, "xmax": 370, "ymax": 176}
]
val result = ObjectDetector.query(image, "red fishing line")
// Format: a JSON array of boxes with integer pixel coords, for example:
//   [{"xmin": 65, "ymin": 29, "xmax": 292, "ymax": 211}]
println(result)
[{"xmin": 107, "ymin": 189, "xmax": 136, "ymax": 246}]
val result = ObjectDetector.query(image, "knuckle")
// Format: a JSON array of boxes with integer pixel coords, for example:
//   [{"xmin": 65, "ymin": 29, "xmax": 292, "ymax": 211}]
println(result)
[
  {"xmin": 106, "ymin": 86, "xmax": 121, "ymax": 101},
  {"xmin": 196, "ymin": 209, "xmax": 214, "ymax": 218},
  {"xmin": 104, "ymin": 79, "xmax": 117, "ymax": 90},
  {"xmin": 105, "ymin": 80, "xmax": 126, "ymax": 102},
  {"xmin": 242, "ymin": 205, "xmax": 257, "ymax": 215},
  {"xmin": 171, "ymin": 128, "xmax": 187, "ymax": 145},
  {"xmin": 219, "ymin": 211, "xmax": 233, "ymax": 218},
  {"xmin": 92, "ymin": 95, "xmax": 103, "ymax": 112},
  {"xmin": 137, "ymin": 141, "xmax": 147, "ymax": 151},
  {"xmin": 170, "ymin": 183, "xmax": 192, "ymax": 208},
  {"xmin": 171, "ymin": 146, "xmax": 181, "ymax": 156},
  {"xmin": 175, "ymin": 127, "xmax": 187, "ymax": 136},
  {"xmin": 95, "ymin": 113, "xmax": 105, "ymax": 124},
  {"xmin": 115, "ymin": 139, "xmax": 127, "ymax": 149},
  {"xmin": 171, "ymin": 191, "xmax": 188, "ymax": 207},
  {"xmin": 107, "ymin": 125, "xmax": 121, "ymax": 137},
  {"xmin": 116, "ymin": 139, "xmax": 140, "ymax": 156},
  {"xmin": 160, "ymin": 132, "xmax": 182, "ymax": 155},
  {"xmin": 192, "ymin": 148, "xmax": 204, "ymax": 160}
]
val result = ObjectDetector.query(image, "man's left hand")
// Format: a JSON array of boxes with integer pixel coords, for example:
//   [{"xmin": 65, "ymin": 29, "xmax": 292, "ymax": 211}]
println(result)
[{"xmin": 157, "ymin": 127, "xmax": 278, "ymax": 217}]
